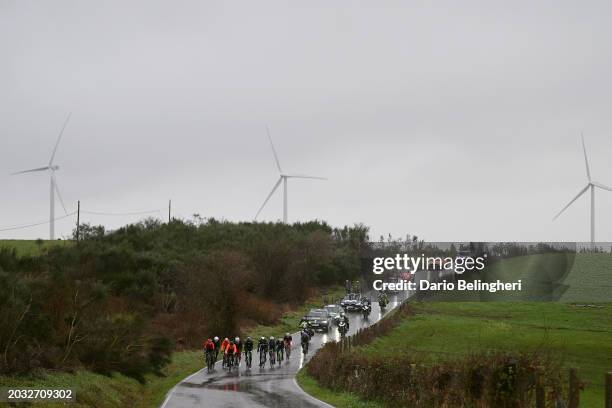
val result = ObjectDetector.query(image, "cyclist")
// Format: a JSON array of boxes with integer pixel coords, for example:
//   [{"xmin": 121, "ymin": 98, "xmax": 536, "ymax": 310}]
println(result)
[
  {"xmin": 300, "ymin": 328, "xmax": 310, "ymax": 354},
  {"xmin": 257, "ymin": 336, "xmax": 268, "ymax": 367},
  {"xmin": 268, "ymin": 336, "xmax": 276, "ymax": 366},
  {"xmin": 275, "ymin": 337, "xmax": 284, "ymax": 364},
  {"xmin": 225, "ymin": 340, "xmax": 238, "ymax": 371},
  {"xmin": 213, "ymin": 336, "xmax": 221, "ymax": 361},
  {"xmin": 283, "ymin": 332, "xmax": 293, "ymax": 359},
  {"xmin": 244, "ymin": 336, "xmax": 254, "ymax": 368},
  {"xmin": 234, "ymin": 337, "xmax": 243, "ymax": 365},
  {"xmin": 220, "ymin": 337, "xmax": 230, "ymax": 367},
  {"xmin": 203, "ymin": 338, "xmax": 215, "ymax": 370}
]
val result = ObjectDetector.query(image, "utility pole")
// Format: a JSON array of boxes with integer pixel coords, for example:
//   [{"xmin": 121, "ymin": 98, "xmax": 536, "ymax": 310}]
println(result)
[
  {"xmin": 76, "ymin": 200, "xmax": 80, "ymax": 241},
  {"xmin": 168, "ymin": 199, "xmax": 171, "ymax": 223}
]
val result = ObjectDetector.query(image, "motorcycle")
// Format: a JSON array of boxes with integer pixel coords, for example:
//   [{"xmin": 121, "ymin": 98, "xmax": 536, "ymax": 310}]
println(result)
[
  {"xmin": 362, "ymin": 304, "xmax": 371, "ymax": 319},
  {"xmin": 378, "ymin": 295, "xmax": 388, "ymax": 310},
  {"xmin": 338, "ymin": 320, "xmax": 348, "ymax": 337}
]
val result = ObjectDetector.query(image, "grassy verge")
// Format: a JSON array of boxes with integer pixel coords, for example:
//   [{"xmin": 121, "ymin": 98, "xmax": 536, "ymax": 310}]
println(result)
[
  {"xmin": 296, "ymin": 369, "xmax": 384, "ymax": 408},
  {"xmin": 0, "ymin": 350, "xmax": 201, "ymax": 408}
]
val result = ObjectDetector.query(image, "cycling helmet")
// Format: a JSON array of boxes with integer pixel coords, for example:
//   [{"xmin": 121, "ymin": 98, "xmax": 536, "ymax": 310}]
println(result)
[
  {"xmin": 247, "ymin": 336, "xmax": 252, "ymax": 341},
  {"xmin": 213, "ymin": 336, "xmax": 219, "ymax": 342},
  {"xmin": 207, "ymin": 338, "xmax": 212, "ymax": 342},
  {"xmin": 235, "ymin": 337, "xmax": 240, "ymax": 343},
  {"xmin": 285, "ymin": 332, "xmax": 290, "ymax": 337},
  {"xmin": 260, "ymin": 336, "xmax": 265, "ymax": 341},
  {"xmin": 270, "ymin": 336, "xmax": 275, "ymax": 340},
  {"xmin": 224, "ymin": 337, "xmax": 229, "ymax": 341}
]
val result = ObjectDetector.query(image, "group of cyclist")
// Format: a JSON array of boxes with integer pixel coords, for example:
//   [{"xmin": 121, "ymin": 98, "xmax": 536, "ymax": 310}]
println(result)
[
  {"xmin": 203, "ymin": 330, "xmax": 310, "ymax": 371},
  {"xmin": 255, "ymin": 333, "xmax": 296, "ymax": 367},
  {"xmin": 202, "ymin": 336, "xmax": 253, "ymax": 372}
]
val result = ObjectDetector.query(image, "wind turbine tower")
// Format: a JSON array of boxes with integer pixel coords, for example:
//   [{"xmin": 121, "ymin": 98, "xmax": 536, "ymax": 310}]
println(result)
[{"xmin": 11, "ymin": 113, "xmax": 71, "ymax": 240}]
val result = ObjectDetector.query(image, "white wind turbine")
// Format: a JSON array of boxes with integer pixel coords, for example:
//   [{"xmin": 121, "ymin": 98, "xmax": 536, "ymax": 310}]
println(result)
[
  {"xmin": 553, "ymin": 134, "xmax": 612, "ymax": 246},
  {"xmin": 254, "ymin": 126, "xmax": 326, "ymax": 223},
  {"xmin": 11, "ymin": 113, "xmax": 72, "ymax": 240}
]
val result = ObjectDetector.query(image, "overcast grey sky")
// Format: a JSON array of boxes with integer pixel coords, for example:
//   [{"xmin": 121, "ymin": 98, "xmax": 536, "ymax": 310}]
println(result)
[{"xmin": 2, "ymin": 0, "xmax": 612, "ymax": 242}]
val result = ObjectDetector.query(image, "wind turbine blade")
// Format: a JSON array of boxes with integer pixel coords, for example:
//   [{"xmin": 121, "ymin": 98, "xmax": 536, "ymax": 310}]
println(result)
[
  {"xmin": 49, "ymin": 112, "xmax": 72, "ymax": 166},
  {"xmin": 255, "ymin": 177, "xmax": 283, "ymax": 220},
  {"xmin": 11, "ymin": 166, "xmax": 50, "ymax": 175},
  {"xmin": 51, "ymin": 173, "xmax": 68, "ymax": 215},
  {"xmin": 266, "ymin": 125, "xmax": 282, "ymax": 173},
  {"xmin": 581, "ymin": 133, "xmax": 591, "ymax": 182},
  {"xmin": 592, "ymin": 181, "xmax": 612, "ymax": 192},
  {"xmin": 285, "ymin": 174, "xmax": 327, "ymax": 180},
  {"xmin": 553, "ymin": 184, "xmax": 590, "ymax": 220}
]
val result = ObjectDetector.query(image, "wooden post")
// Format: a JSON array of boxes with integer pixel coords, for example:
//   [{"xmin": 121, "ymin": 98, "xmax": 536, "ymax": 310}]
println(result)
[
  {"xmin": 569, "ymin": 368, "xmax": 580, "ymax": 408},
  {"xmin": 168, "ymin": 199, "xmax": 171, "ymax": 223},
  {"xmin": 606, "ymin": 372, "xmax": 612, "ymax": 408},
  {"xmin": 535, "ymin": 366, "xmax": 545, "ymax": 408},
  {"xmin": 76, "ymin": 200, "xmax": 80, "ymax": 241}
]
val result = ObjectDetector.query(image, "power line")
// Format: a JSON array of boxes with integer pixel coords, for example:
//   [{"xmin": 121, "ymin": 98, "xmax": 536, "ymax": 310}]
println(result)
[
  {"xmin": 0, "ymin": 212, "xmax": 77, "ymax": 232},
  {"xmin": 0, "ymin": 206, "xmax": 166, "ymax": 234},
  {"xmin": 80, "ymin": 209, "xmax": 163, "ymax": 217}
]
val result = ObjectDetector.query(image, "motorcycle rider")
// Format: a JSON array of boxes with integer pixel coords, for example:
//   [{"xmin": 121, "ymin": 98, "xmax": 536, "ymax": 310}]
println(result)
[
  {"xmin": 340, "ymin": 312, "xmax": 350, "ymax": 330},
  {"xmin": 378, "ymin": 292, "xmax": 389, "ymax": 306},
  {"xmin": 362, "ymin": 301, "xmax": 371, "ymax": 317}
]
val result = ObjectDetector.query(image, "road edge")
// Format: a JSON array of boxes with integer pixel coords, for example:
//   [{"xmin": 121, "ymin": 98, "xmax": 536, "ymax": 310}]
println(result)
[{"xmin": 293, "ymin": 369, "xmax": 335, "ymax": 408}]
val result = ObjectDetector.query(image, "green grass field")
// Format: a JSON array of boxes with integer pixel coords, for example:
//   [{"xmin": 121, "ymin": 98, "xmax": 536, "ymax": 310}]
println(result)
[
  {"xmin": 0, "ymin": 239, "xmax": 73, "ymax": 257},
  {"xmin": 420, "ymin": 252, "xmax": 612, "ymax": 303}
]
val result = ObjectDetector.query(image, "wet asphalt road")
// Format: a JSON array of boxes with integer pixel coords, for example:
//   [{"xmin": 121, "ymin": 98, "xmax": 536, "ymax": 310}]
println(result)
[{"xmin": 161, "ymin": 290, "xmax": 411, "ymax": 408}]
